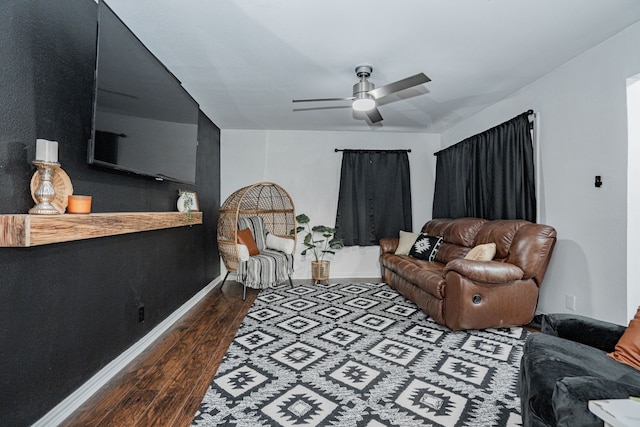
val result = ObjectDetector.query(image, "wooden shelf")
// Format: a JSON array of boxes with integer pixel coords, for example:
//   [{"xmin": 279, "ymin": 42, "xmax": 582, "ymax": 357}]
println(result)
[{"xmin": 0, "ymin": 212, "xmax": 202, "ymax": 247}]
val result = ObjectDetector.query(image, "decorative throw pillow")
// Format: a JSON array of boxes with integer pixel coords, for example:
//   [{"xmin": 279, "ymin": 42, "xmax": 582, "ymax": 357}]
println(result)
[
  {"xmin": 607, "ymin": 307, "xmax": 640, "ymax": 370},
  {"xmin": 266, "ymin": 233, "xmax": 295, "ymax": 254},
  {"xmin": 395, "ymin": 230, "xmax": 420, "ymax": 255},
  {"xmin": 237, "ymin": 228, "xmax": 260, "ymax": 256},
  {"xmin": 409, "ymin": 234, "xmax": 443, "ymax": 261},
  {"xmin": 464, "ymin": 242, "xmax": 497, "ymax": 261},
  {"xmin": 237, "ymin": 244, "xmax": 250, "ymax": 261}
]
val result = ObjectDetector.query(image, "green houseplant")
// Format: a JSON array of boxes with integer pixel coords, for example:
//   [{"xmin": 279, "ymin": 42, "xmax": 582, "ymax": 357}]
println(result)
[
  {"xmin": 295, "ymin": 213, "xmax": 344, "ymax": 283},
  {"xmin": 178, "ymin": 190, "xmax": 193, "ymax": 221}
]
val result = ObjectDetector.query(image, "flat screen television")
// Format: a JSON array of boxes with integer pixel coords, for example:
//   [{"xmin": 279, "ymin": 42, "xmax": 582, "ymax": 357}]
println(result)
[{"xmin": 88, "ymin": 0, "xmax": 199, "ymax": 185}]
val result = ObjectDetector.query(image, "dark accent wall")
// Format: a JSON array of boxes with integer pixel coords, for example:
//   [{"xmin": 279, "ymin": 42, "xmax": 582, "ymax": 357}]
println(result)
[{"xmin": 0, "ymin": 1, "xmax": 220, "ymax": 425}]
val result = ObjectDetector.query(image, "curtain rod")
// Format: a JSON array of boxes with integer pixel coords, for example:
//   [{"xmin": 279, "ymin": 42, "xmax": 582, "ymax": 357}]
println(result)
[
  {"xmin": 335, "ymin": 149, "xmax": 412, "ymax": 153},
  {"xmin": 433, "ymin": 109, "xmax": 535, "ymax": 156},
  {"xmin": 527, "ymin": 109, "xmax": 535, "ymax": 130}
]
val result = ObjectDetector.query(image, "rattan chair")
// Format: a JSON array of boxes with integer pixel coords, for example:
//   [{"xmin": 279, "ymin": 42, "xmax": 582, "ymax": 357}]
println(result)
[{"xmin": 218, "ymin": 182, "xmax": 296, "ymax": 298}]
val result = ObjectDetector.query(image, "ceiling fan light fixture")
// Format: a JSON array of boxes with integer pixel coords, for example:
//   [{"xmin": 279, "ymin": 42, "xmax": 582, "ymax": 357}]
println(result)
[
  {"xmin": 352, "ymin": 94, "xmax": 376, "ymax": 112},
  {"xmin": 352, "ymin": 76, "xmax": 376, "ymax": 112}
]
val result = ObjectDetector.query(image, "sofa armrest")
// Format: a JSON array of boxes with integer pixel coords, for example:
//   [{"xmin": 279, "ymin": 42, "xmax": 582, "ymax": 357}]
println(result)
[
  {"xmin": 542, "ymin": 313, "xmax": 626, "ymax": 352},
  {"xmin": 443, "ymin": 259, "xmax": 524, "ymax": 284},
  {"xmin": 379, "ymin": 237, "xmax": 399, "ymax": 254},
  {"xmin": 553, "ymin": 376, "xmax": 640, "ymax": 427}
]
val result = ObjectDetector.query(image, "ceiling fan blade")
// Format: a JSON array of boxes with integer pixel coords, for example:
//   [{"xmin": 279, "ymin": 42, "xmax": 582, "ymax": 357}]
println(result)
[
  {"xmin": 368, "ymin": 73, "xmax": 431, "ymax": 99},
  {"xmin": 292, "ymin": 97, "xmax": 354, "ymax": 103},
  {"xmin": 366, "ymin": 107, "xmax": 383, "ymax": 123},
  {"xmin": 293, "ymin": 105, "xmax": 352, "ymax": 112}
]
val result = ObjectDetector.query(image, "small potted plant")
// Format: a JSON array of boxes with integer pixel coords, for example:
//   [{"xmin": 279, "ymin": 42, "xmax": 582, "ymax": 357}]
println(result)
[{"xmin": 295, "ymin": 213, "xmax": 344, "ymax": 284}]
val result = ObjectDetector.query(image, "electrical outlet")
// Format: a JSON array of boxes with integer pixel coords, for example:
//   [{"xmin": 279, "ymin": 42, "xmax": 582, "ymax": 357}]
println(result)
[
  {"xmin": 565, "ymin": 294, "xmax": 576, "ymax": 311},
  {"xmin": 138, "ymin": 305, "xmax": 145, "ymax": 322}
]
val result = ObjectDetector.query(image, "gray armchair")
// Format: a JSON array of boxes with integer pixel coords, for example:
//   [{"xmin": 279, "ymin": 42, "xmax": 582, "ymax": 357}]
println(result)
[{"xmin": 519, "ymin": 313, "xmax": 640, "ymax": 426}]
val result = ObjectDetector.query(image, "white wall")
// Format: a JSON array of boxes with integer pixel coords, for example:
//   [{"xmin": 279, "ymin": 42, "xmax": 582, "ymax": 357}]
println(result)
[
  {"xmin": 441, "ymin": 21, "xmax": 640, "ymax": 325},
  {"xmin": 627, "ymin": 76, "xmax": 640, "ymax": 322},
  {"xmin": 221, "ymin": 129, "xmax": 440, "ymax": 279}
]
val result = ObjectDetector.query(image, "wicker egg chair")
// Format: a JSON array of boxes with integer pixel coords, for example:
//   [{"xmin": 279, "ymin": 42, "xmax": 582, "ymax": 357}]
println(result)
[{"xmin": 218, "ymin": 182, "xmax": 296, "ymax": 298}]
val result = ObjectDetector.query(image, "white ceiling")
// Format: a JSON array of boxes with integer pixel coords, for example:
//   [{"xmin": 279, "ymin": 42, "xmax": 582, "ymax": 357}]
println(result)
[{"xmin": 104, "ymin": 0, "xmax": 640, "ymax": 133}]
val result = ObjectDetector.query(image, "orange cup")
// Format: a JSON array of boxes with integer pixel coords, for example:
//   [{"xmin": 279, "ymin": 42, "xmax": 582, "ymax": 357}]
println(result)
[{"xmin": 67, "ymin": 195, "xmax": 92, "ymax": 214}]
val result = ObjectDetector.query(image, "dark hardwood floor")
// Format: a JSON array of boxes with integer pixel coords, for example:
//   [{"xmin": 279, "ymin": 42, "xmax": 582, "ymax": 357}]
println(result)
[{"xmin": 61, "ymin": 280, "xmax": 259, "ymax": 427}]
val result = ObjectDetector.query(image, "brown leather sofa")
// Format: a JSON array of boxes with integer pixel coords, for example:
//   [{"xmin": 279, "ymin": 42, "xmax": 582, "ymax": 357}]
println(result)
[{"xmin": 379, "ymin": 217, "xmax": 557, "ymax": 330}]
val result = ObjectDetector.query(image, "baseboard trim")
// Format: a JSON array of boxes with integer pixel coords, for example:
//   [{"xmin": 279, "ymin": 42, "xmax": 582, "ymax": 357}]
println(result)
[{"xmin": 33, "ymin": 277, "xmax": 222, "ymax": 427}]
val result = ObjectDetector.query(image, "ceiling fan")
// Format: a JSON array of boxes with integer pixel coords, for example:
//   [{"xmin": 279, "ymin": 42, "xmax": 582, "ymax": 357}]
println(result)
[{"xmin": 292, "ymin": 64, "xmax": 431, "ymax": 123}]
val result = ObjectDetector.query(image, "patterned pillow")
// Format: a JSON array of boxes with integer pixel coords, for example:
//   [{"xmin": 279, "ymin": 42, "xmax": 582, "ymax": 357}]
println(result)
[{"xmin": 409, "ymin": 234, "xmax": 443, "ymax": 261}]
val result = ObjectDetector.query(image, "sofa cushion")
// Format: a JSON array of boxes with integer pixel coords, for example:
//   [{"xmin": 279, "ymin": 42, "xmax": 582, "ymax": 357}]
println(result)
[
  {"xmin": 552, "ymin": 376, "xmax": 640, "ymax": 427},
  {"xmin": 409, "ymin": 234, "xmax": 442, "ymax": 261},
  {"xmin": 444, "ymin": 259, "xmax": 523, "ymax": 283},
  {"xmin": 395, "ymin": 230, "xmax": 419, "ymax": 255},
  {"xmin": 608, "ymin": 307, "xmax": 640, "ymax": 370},
  {"xmin": 425, "ymin": 218, "xmax": 488, "ymax": 264},
  {"xmin": 237, "ymin": 228, "xmax": 260, "ymax": 256},
  {"xmin": 433, "ymin": 242, "xmax": 471, "ymax": 264},
  {"xmin": 474, "ymin": 219, "xmax": 529, "ymax": 259},
  {"xmin": 380, "ymin": 253, "xmax": 446, "ymax": 298},
  {"xmin": 526, "ymin": 330, "xmax": 638, "ymax": 382},
  {"xmin": 421, "ymin": 218, "xmax": 453, "ymax": 238},
  {"xmin": 542, "ymin": 313, "xmax": 626, "ymax": 352},
  {"xmin": 464, "ymin": 242, "xmax": 496, "ymax": 261},
  {"xmin": 424, "ymin": 217, "xmax": 487, "ymax": 248},
  {"xmin": 381, "ymin": 253, "xmax": 443, "ymax": 272}
]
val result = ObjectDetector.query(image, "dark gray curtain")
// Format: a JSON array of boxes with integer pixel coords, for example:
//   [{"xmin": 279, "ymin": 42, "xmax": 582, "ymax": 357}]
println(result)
[
  {"xmin": 335, "ymin": 150, "xmax": 412, "ymax": 246},
  {"xmin": 432, "ymin": 112, "xmax": 536, "ymax": 221}
]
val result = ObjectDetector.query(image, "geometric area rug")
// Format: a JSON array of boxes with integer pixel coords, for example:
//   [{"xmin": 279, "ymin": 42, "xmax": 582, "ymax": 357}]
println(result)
[{"xmin": 191, "ymin": 282, "xmax": 528, "ymax": 427}]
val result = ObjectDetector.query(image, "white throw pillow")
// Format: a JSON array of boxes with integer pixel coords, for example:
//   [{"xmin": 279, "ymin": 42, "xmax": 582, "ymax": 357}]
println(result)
[
  {"xmin": 464, "ymin": 243, "xmax": 496, "ymax": 261},
  {"xmin": 266, "ymin": 233, "xmax": 295, "ymax": 254},
  {"xmin": 237, "ymin": 244, "xmax": 250, "ymax": 261},
  {"xmin": 395, "ymin": 230, "xmax": 420, "ymax": 255}
]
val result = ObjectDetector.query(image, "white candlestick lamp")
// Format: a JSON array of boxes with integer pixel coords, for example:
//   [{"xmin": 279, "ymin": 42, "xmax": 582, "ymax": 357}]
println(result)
[{"xmin": 29, "ymin": 139, "xmax": 61, "ymax": 215}]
